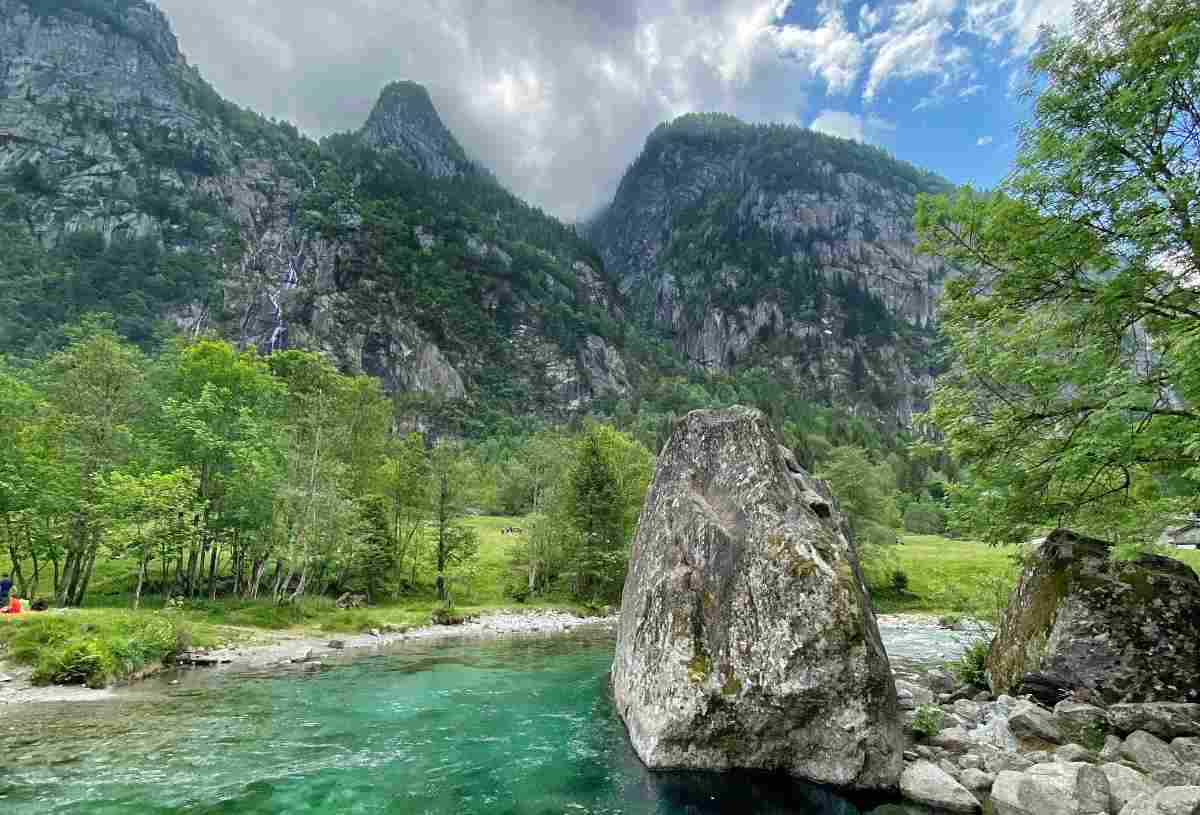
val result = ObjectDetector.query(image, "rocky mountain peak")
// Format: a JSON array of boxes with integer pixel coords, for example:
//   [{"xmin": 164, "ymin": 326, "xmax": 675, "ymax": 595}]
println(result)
[{"xmin": 359, "ymin": 81, "xmax": 475, "ymax": 178}]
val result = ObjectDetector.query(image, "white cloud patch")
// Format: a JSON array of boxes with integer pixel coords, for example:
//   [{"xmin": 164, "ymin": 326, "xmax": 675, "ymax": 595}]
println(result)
[
  {"xmin": 976, "ymin": 135, "xmax": 994, "ymax": 146},
  {"xmin": 152, "ymin": 0, "xmax": 1072, "ymax": 219},
  {"xmin": 811, "ymin": 109, "xmax": 866, "ymax": 141},
  {"xmin": 959, "ymin": 83, "xmax": 985, "ymax": 98},
  {"xmin": 964, "ymin": 0, "xmax": 1075, "ymax": 56}
]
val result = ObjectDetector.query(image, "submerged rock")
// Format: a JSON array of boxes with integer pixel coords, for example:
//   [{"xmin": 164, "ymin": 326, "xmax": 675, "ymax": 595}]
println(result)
[
  {"xmin": 987, "ymin": 530, "xmax": 1200, "ymax": 705},
  {"xmin": 612, "ymin": 407, "xmax": 901, "ymax": 789}
]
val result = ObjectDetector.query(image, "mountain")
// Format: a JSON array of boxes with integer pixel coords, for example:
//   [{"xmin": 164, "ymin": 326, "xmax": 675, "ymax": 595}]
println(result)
[
  {"xmin": 0, "ymin": 0, "xmax": 636, "ymax": 431},
  {"xmin": 359, "ymin": 81, "xmax": 478, "ymax": 179},
  {"xmin": 0, "ymin": 0, "xmax": 953, "ymax": 436},
  {"xmin": 589, "ymin": 113, "xmax": 953, "ymax": 423}
]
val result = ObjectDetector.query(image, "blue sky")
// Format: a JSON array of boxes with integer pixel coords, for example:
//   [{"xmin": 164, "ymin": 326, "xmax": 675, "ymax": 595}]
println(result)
[
  {"xmin": 776, "ymin": 0, "xmax": 1058, "ymax": 192},
  {"xmin": 158, "ymin": 0, "xmax": 1074, "ymax": 219}
]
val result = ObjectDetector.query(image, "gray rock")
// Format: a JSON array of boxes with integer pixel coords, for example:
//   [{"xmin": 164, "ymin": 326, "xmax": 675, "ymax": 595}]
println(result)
[
  {"xmin": 931, "ymin": 727, "xmax": 973, "ymax": 753},
  {"xmin": 1025, "ymin": 751, "xmax": 1055, "ymax": 764},
  {"xmin": 900, "ymin": 760, "xmax": 981, "ymax": 813},
  {"xmin": 1121, "ymin": 732, "xmax": 1191, "ymax": 787},
  {"xmin": 611, "ymin": 408, "xmax": 901, "ymax": 789},
  {"xmin": 991, "ymin": 762, "xmax": 1111, "ymax": 815},
  {"xmin": 987, "ymin": 530, "xmax": 1200, "ymax": 706},
  {"xmin": 939, "ymin": 758, "xmax": 962, "ymax": 779},
  {"xmin": 327, "ymin": 640, "xmax": 346, "ymax": 649},
  {"xmin": 1058, "ymin": 701, "xmax": 1110, "ymax": 732},
  {"xmin": 1101, "ymin": 736, "xmax": 1126, "ymax": 762},
  {"xmin": 925, "ymin": 669, "xmax": 957, "ymax": 694},
  {"xmin": 1170, "ymin": 738, "xmax": 1200, "ymax": 768},
  {"xmin": 955, "ymin": 699, "xmax": 984, "ymax": 722},
  {"xmin": 960, "ymin": 768, "xmax": 995, "ymax": 791},
  {"xmin": 896, "ymin": 678, "xmax": 934, "ymax": 710},
  {"xmin": 1117, "ymin": 787, "xmax": 1200, "ymax": 815},
  {"xmin": 1110, "ymin": 705, "xmax": 1200, "ymax": 740},
  {"xmin": 960, "ymin": 754, "xmax": 985, "ymax": 771},
  {"xmin": 1100, "ymin": 763, "xmax": 1161, "ymax": 814},
  {"xmin": 1057, "ymin": 743, "xmax": 1097, "ymax": 763},
  {"xmin": 1011, "ymin": 703, "xmax": 1065, "ymax": 744}
]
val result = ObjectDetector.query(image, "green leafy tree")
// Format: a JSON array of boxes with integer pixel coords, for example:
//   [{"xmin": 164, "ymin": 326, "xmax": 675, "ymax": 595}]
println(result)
[
  {"xmin": 427, "ymin": 440, "xmax": 479, "ymax": 602},
  {"xmin": 917, "ymin": 0, "xmax": 1200, "ymax": 546}
]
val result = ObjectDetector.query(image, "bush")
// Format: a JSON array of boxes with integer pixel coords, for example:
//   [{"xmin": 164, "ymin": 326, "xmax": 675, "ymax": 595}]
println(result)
[
  {"xmin": 890, "ymin": 570, "xmax": 910, "ymax": 593},
  {"xmin": 951, "ymin": 639, "xmax": 991, "ymax": 688},
  {"xmin": 4, "ymin": 612, "xmax": 189, "ymax": 688},
  {"xmin": 912, "ymin": 705, "xmax": 945, "ymax": 739}
]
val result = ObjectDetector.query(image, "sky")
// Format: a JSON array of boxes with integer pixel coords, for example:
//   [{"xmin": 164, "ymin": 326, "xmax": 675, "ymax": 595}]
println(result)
[{"xmin": 154, "ymin": 0, "xmax": 1075, "ymax": 222}]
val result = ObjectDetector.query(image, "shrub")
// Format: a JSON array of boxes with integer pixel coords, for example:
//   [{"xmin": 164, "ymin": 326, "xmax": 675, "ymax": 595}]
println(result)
[
  {"xmin": 890, "ymin": 570, "xmax": 910, "ymax": 593},
  {"xmin": 912, "ymin": 705, "xmax": 944, "ymax": 739},
  {"xmin": 951, "ymin": 639, "xmax": 991, "ymax": 688}
]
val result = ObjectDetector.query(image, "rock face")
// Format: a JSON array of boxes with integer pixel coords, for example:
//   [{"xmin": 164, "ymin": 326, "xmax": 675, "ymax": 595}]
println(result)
[
  {"xmin": 359, "ymin": 81, "xmax": 477, "ymax": 178},
  {"xmin": 589, "ymin": 113, "xmax": 950, "ymax": 424},
  {"xmin": 987, "ymin": 530, "xmax": 1200, "ymax": 705},
  {"xmin": 0, "ymin": 0, "xmax": 630, "ymax": 416},
  {"xmin": 611, "ymin": 407, "xmax": 901, "ymax": 789}
]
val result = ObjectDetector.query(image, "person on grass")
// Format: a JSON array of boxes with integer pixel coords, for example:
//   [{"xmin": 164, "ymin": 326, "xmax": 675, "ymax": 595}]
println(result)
[{"xmin": 0, "ymin": 574, "xmax": 11, "ymax": 609}]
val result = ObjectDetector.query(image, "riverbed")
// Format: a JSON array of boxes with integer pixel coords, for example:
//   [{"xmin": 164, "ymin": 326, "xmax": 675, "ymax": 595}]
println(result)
[{"xmin": 0, "ymin": 617, "xmax": 979, "ymax": 814}]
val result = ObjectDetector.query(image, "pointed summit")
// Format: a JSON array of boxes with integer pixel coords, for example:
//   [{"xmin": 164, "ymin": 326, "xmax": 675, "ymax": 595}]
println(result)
[{"xmin": 360, "ymin": 81, "xmax": 475, "ymax": 178}]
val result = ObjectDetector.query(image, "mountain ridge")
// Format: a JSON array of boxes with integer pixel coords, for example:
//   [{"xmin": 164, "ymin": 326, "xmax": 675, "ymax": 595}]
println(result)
[{"xmin": 0, "ymin": 0, "xmax": 952, "ymax": 433}]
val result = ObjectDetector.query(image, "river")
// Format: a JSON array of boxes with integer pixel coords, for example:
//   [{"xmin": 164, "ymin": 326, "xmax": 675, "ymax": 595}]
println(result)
[{"xmin": 0, "ymin": 621, "xmax": 974, "ymax": 814}]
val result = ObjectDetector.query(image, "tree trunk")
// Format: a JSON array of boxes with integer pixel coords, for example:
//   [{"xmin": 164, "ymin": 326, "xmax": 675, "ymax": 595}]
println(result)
[
  {"xmin": 57, "ymin": 549, "xmax": 79, "ymax": 606},
  {"xmin": 133, "ymin": 553, "xmax": 148, "ymax": 610},
  {"xmin": 207, "ymin": 543, "xmax": 220, "ymax": 600},
  {"xmin": 7, "ymin": 544, "xmax": 27, "ymax": 598}
]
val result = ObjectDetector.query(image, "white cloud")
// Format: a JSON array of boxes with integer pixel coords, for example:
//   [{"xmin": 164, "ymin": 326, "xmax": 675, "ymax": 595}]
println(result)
[
  {"xmin": 959, "ymin": 83, "xmax": 985, "ymax": 98},
  {"xmin": 964, "ymin": 0, "xmax": 1075, "ymax": 56},
  {"xmin": 811, "ymin": 109, "xmax": 865, "ymax": 141},
  {"xmin": 152, "ymin": 0, "xmax": 1071, "ymax": 219},
  {"xmin": 862, "ymin": 0, "xmax": 968, "ymax": 101},
  {"xmin": 976, "ymin": 135, "xmax": 994, "ymax": 146},
  {"xmin": 867, "ymin": 113, "xmax": 897, "ymax": 132},
  {"xmin": 858, "ymin": 2, "xmax": 882, "ymax": 33}
]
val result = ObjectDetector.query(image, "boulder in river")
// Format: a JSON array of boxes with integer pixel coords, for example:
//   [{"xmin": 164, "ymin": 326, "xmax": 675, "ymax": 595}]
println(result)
[
  {"xmin": 611, "ymin": 407, "xmax": 902, "ymax": 789},
  {"xmin": 987, "ymin": 530, "xmax": 1200, "ymax": 706},
  {"xmin": 991, "ymin": 762, "xmax": 1110, "ymax": 815}
]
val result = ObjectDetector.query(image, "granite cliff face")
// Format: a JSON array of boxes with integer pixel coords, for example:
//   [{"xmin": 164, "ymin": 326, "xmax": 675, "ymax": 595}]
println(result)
[
  {"xmin": 0, "ymin": 0, "xmax": 630, "ymax": 415},
  {"xmin": 359, "ymin": 81, "xmax": 477, "ymax": 179},
  {"xmin": 590, "ymin": 114, "xmax": 951, "ymax": 423}
]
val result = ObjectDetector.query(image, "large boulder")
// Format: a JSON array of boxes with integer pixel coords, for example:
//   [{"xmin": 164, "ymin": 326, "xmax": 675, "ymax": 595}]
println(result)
[
  {"xmin": 987, "ymin": 530, "xmax": 1200, "ymax": 705},
  {"xmin": 900, "ymin": 760, "xmax": 981, "ymax": 812},
  {"xmin": 612, "ymin": 407, "xmax": 902, "ymax": 789},
  {"xmin": 1117, "ymin": 787, "xmax": 1200, "ymax": 815},
  {"xmin": 991, "ymin": 762, "xmax": 1111, "ymax": 815},
  {"xmin": 1109, "ymin": 705, "xmax": 1200, "ymax": 740}
]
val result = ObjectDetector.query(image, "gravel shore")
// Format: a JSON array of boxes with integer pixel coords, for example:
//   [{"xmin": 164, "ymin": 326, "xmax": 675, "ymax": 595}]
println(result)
[{"xmin": 0, "ymin": 609, "xmax": 615, "ymax": 706}]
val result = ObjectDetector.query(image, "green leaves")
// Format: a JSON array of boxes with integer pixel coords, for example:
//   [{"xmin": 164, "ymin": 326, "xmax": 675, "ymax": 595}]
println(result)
[{"xmin": 919, "ymin": 0, "xmax": 1200, "ymax": 546}]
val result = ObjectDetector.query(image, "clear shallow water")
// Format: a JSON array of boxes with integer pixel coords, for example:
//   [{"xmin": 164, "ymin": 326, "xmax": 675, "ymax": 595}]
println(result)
[{"xmin": 0, "ymin": 629, "xmax": 912, "ymax": 815}]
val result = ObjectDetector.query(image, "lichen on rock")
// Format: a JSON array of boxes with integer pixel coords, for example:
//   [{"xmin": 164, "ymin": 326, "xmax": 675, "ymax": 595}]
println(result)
[
  {"xmin": 987, "ymin": 529, "xmax": 1200, "ymax": 705},
  {"xmin": 611, "ymin": 406, "xmax": 902, "ymax": 789}
]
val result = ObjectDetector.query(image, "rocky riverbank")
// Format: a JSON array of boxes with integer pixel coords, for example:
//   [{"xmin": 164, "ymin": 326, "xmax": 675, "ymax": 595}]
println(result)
[
  {"xmin": 893, "ymin": 674, "xmax": 1200, "ymax": 813},
  {"xmin": 0, "ymin": 609, "xmax": 614, "ymax": 706}
]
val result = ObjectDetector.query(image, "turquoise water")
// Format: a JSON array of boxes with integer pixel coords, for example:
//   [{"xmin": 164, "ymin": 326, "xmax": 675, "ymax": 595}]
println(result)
[{"xmin": 0, "ymin": 629, "xmax": 906, "ymax": 814}]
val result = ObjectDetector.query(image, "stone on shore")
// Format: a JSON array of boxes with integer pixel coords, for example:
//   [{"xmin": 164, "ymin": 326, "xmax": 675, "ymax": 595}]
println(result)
[
  {"xmin": 900, "ymin": 760, "xmax": 980, "ymax": 812},
  {"xmin": 1121, "ymin": 731, "xmax": 1191, "ymax": 786},
  {"xmin": 1101, "ymin": 763, "xmax": 1161, "ymax": 815},
  {"xmin": 1117, "ymin": 787, "xmax": 1200, "ymax": 815},
  {"xmin": 611, "ymin": 407, "xmax": 901, "ymax": 789},
  {"xmin": 1010, "ymin": 702, "xmax": 1064, "ymax": 744},
  {"xmin": 1109, "ymin": 705, "xmax": 1200, "ymax": 740},
  {"xmin": 986, "ymin": 530, "xmax": 1200, "ymax": 706},
  {"xmin": 991, "ymin": 762, "xmax": 1110, "ymax": 815}
]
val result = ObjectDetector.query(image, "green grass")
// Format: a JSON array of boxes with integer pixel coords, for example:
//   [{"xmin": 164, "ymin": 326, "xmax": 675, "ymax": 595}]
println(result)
[
  {"xmin": 0, "ymin": 609, "xmax": 222, "ymax": 688},
  {"xmin": 873, "ymin": 534, "xmax": 1200, "ymax": 617}
]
